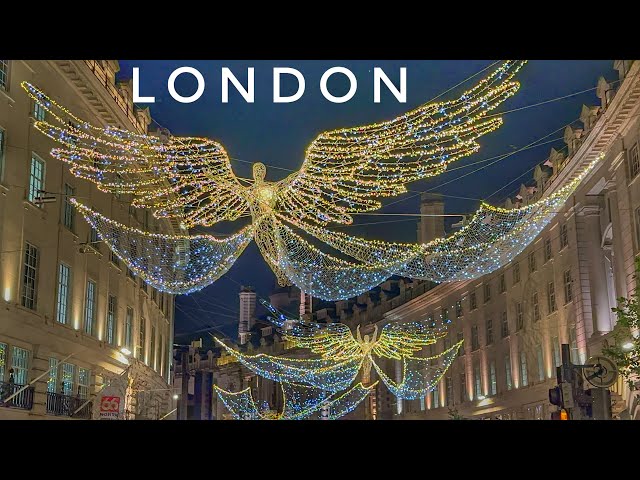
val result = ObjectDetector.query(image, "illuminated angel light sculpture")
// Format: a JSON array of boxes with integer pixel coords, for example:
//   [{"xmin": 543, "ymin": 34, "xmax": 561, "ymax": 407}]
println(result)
[
  {"xmin": 213, "ymin": 300, "xmax": 462, "ymax": 400},
  {"xmin": 214, "ymin": 380, "xmax": 377, "ymax": 420},
  {"xmin": 21, "ymin": 60, "xmax": 540, "ymax": 300}
]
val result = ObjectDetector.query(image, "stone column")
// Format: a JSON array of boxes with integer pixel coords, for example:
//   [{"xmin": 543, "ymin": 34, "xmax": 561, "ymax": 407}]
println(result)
[
  {"xmin": 581, "ymin": 205, "xmax": 613, "ymax": 335},
  {"xmin": 606, "ymin": 187, "xmax": 628, "ymax": 306}
]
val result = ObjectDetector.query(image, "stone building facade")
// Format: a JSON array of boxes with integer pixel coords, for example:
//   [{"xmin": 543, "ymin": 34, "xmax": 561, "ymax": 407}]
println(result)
[{"xmin": 0, "ymin": 60, "xmax": 175, "ymax": 419}]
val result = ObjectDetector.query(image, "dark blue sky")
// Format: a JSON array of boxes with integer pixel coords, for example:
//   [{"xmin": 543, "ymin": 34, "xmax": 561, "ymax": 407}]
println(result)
[{"xmin": 117, "ymin": 60, "xmax": 615, "ymax": 338}]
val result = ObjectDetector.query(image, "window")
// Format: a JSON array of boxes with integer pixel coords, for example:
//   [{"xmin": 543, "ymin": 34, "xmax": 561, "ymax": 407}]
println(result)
[
  {"xmin": 21, "ymin": 242, "xmax": 38, "ymax": 309},
  {"xmin": 110, "ymin": 250, "xmax": 120, "ymax": 267},
  {"xmin": 28, "ymin": 154, "xmax": 45, "ymax": 204},
  {"xmin": 427, "ymin": 314, "xmax": 434, "ymax": 328},
  {"xmin": 563, "ymin": 269, "xmax": 573, "ymax": 304},
  {"xmin": 536, "ymin": 344, "xmax": 545, "ymax": 382},
  {"xmin": 552, "ymin": 336, "xmax": 561, "ymax": 368},
  {"xmin": 150, "ymin": 325, "xmax": 156, "ymax": 370},
  {"xmin": 152, "ymin": 288, "xmax": 158, "ymax": 304},
  {"xmin": 513, "ymin": 263, "xmax": 520, "ymax": 284},
  {"xmin": 630, "ymin": 143, "xmax": 640, "ymax": 179},
  {"xmin": 62, "ymin": 184, "xmax": 75, "ymax": 230},
  {"xmin": 90, "ymin": 226, "xmax": 99, "ymax": 246},
  {"xmin": 56, "ymin": 263, "xmax": 71, "ymax": 324},
  {"xmin": 441, "ymin": 307, "xmax": 450, "ymax": 324},
  {"xmin": 457, "ymin": 332, "xmax": 464, "ymax": 356},
  {"xmin": 125, "ymin": 307, "xmax": 134, "ymax": 350},
  {"xmin": 78, "ymin": 368, "xmax": 90, "ymax": 399},
  {"xmin": 528, "ymin": 251, "xmax": 537, "ymax": 273},
  {"xmin": 532, "ymin": 292, "xmax": 540, "ymax": 322},
  {"xmin": 474, "ymin": 364, "xmax": 482, "ymax": 399},
  {"xmin": 47, "ymin": 358, "xmax": 58, "ymax": 393},
  {"xmin": 160, "ymin": 335, "xmax": 165, "ymax": 378},
  {"xmin": 489, "ymin": 360, "xmax": 497, "ymax": 395},
  {"xmin": 0, "ymin": 343, "xmax": 6, "ymax": 381},
  {"xmin": 455, "ymin": 300, "xmax": 463, "ymax": 318},
  {"xmin": 61, "ymin": 362, "xmax": 75, "ymax": 395},
  {"xmin": 470, "ymin": 292, "xmax": 477, "ymax": 310},
  {"xmin": 520, "ymin": 351, "xmax": 528, "ymax": 387},
  {"xmin": 547, "ymin": 281, "xmax": 557, "ymax": 314},
  {"xmin": 459, "ymin": 372, "xmax": 467, "ymax": 403},
  {"xmin": 544, "ymin": 237, "xmax": 552, "ymax": 262},
  {"xmin": 501, "ymin": 311, "xmax": 509, "ymax": 338},
  {"xmin": 420, "ymin": 396, "xmax": 425, "ymax": 411},
  {"xmin": 432, "ymin": 384, "xmax": 439, "ymax": 409},
  {"xmin": 11, "ymin": 346, "xmax": 30, "ymax": 385},
  {"xmin": 0, "ymin": 128, "xmax": 5, "ymax": 180},
  {"xmin": 0, "ymin": 60, "xmax": 8, "ymax": 90},
  {"xmin": 483, "ymin": 283, "xmax": 491, "ymax": 303},
  {"xmin": 505, "ymin": 353, "xmax": 513, "ymax": 390},
  {"xmin": 516, "ymin": 302, "xmax": 524, "ymax": 331},
  {"xmin": 140, "ymin": 279, "xmax": 148, "ymax": 294},
  {"xmin": 138, "ymin": 317, "xmax": 146, "ymax": 362},
  {"xmin": 560, "ymin": 224, "xmax": 569, "ymax": 249},
  {"xmin": 33, "ymin": 101, "xmax": 46, "ymax": 122},
  {"xmin": 485, "ymin": 318, "xmax": 493, "ymax": 345},
  {"xmin": 127, "ymin": 267, "xmax": 135, "ymax": 280},
  {"xmin": 84, "ymin": 280, "xmax": 96, "ymax": 335},
  {"xmin": 499, "ymin": 273, "xmax": 506, "ymax": 293},
  {"xmin": 107, "ymin": 295, "xmax": 117, "ymax": 345},
  {"xmin": 445, "ymin": 377, "xmax": 453, "ymax": 406},
  {"xmin": 471, "ymin": 325, "xmax": 479, "ymax": 351},
  {"xmin": 569, "ymin": 325, "xmax": 578, "ymax": 364}
]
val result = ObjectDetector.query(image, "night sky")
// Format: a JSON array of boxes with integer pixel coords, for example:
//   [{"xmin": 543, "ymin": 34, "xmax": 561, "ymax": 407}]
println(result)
[{"xmin": 116, "ymin": 60, "xmax": 615, "ymax": 339}]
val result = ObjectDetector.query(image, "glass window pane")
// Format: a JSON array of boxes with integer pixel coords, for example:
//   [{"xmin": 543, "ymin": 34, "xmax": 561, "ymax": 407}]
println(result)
[{"xmin": 11, "ymin": 346, "xmax": 30, "ymax": 385}]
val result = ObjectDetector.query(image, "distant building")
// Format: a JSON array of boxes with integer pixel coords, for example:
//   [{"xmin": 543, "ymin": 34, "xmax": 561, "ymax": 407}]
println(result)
[
  {"xmin": 238, "ymin": 286, "xmax": 257, "ymax": 344},
  {"xmin": 417, "ymin": 193, "xmax": 445, "ymax": 244}
]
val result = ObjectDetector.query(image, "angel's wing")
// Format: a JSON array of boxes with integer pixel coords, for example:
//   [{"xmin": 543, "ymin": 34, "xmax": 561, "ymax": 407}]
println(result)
[
  {"xmin": 276, "ymin": 60, "xmax": 526, "ymax": 225},
  {"xmin": 260, "ymin": 299, "xmax": 361, "ymax": 360},
  {"xmin": 372, "ymin": 320, "xmax": 448, "ymax": 360},
  {"xmin": 22, "ymin": 82, "xmax": 247, "ymax": 228}
]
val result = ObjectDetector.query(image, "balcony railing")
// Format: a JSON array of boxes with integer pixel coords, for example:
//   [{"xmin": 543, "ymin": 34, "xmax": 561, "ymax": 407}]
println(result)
[
  {"xmin": 0, "ymin": 382, "xmax": 35, "ymax": 410},
  {"xmin": 46, "ymin": 392, "xmax": 93, "ymax": 419}
]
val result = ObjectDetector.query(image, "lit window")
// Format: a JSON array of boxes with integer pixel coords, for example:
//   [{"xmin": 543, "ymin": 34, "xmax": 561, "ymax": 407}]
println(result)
[
  {"xmin": 107, "ymin": 295, "xmax": 117, "ymax": 345},
  {"xmin": 56, "ymin": 263, "xmax": 71, "ymax": 324},
  {"xmin": 138, "ymin": 317, "xmax": 146, "ymax": 362},
  {"xmin": 520, "ymin": 351, "xmax": 528, "ymax": 387},
  {"xmin": 0, "ymin": 60, "xmax": 8, "ymax": 90},
  {"xmin": 33, "ymin": 101, "xmax": 46, "ymax": 122},
  {"xmin": 125, "ymin": 307, "xmax": 134, "ymax": 350},
  {"xmin": 78, "ymin": 368, "xmax": 90, "ymax": 399},
  {"xmin": 474, "ymin": 364, "xmax": 482, "ymax": 399},
  {"xmin": 505, "ymin": 353, "xmax": 512, "ymax": 390},
  {"xmin": 61, "ymin": 362, "xmax": 75, "ymax": 395},
  {"xmin": 47, "ymin": 357, "xmax": 58, "ymax": 393},
  {"xmin": 62, "ymin": 184, "xmax": 75, "ymax": 230},
  {"xmin": 569, "ymin": 326, "xmax": 578, "ymax": 363},
  {"xmin": 547, "ymin": 281, "xmax": 557, "ymax": 314},
  {"xmin": 0, "ymin": 343, "xmax": 6, "ymax": 382},
  {"xmin": 564, "ymin": 269, "xmax": 573, "ymax": 304},
  {"xmin": 21, "ymin": 242, "xmax": 38, "ymax": 310},
  {"xmin": 489, "ymin": 360, "xmax": 497, "ymax": 395},
  {"xmin": 11, "ymin": 346, "xmax": 30, "ymax": 385},
  {"xmin": 28, "ymin": 154, "xmax": 45, "ymax": 205},
  {"xmin": 84, "ymin": 280, "xmax": 96, "ymax": 335},
  {"xmin": 536, "ymin": 344, "xmax": 545, "ymax": 382}
]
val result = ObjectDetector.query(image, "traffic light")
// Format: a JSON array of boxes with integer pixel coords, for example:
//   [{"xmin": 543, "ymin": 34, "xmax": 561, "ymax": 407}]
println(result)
[
  {"xmin": 549, "ymin": 386, "xmax": 563, "ymax": 408},
  {"xmin": 551, "ymin": 409, "xmax": 569, "ymax": 420}
]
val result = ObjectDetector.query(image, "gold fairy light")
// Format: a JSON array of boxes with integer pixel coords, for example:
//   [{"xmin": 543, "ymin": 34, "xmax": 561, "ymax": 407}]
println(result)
[{"xmin": 20, "ymin": 62, "xmax": 554, "ymax": 300}]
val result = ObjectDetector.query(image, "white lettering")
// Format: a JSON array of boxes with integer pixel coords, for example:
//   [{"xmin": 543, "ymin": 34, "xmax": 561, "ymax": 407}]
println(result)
[
  {"xmin": 133, "ymin": 67, "xmax": 155, "ymax": 103},
  {"xmin": 167, "ymin": 67, "xmax": 206, "ymax": 104},
  {"xmin": 374, "ymin": 67, "xmax": 406, "ymax": 103},
  {"xmin": 222, "ymin": 68, "xmax": 255, "ymax": 103},
  {"xmin": 273, "ymin": 68, "xmax": 305, "ymax": 103},
  {"xmin": 320, "ymin": 67, "xmax": 357, "ymax": 104}
]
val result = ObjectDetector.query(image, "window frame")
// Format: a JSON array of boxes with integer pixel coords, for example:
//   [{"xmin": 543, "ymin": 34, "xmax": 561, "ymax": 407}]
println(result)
[
  {"xmin": 55, "ymin": 263, "xmax": 71, "ymax": 324},
  {"xmin": 21, "ymin": 242, "xmax": 39, "ymax": 310},
  {"xmin": 28, "ymin": 153, "xmax": 46, "ymax": 206},
  {"xmin": 563, "ymin": 269, "xmax": 573, "ymax": 304},
  {"xmin": 84, "ymin": 279, "xmax": 97, "ymax": 336},
  {"xmin": 547, "ymin": 281, "xmax": 557, "ymax": 314}
]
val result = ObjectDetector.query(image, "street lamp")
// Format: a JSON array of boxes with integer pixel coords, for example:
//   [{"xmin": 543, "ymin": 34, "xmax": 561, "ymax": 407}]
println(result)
[
  {"xmin": 477, "ymin": 395, "xmax": 486, "ymax": 400},
  {"xmin": 622, "ymin": 341, "xmax": 634, "ymax": 351},
  {"xmin": 120, "ymin": 347, "xmax": 132, "ymax": 356},
  {"xmin": 173, "ymin": 394, "xmax": 179, "ymax": 400}
]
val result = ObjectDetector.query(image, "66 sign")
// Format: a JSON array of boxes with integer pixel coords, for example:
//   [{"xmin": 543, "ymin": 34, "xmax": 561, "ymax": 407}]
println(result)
[{"xmin": 99, "ymin": 396, "xmax": 121, "ymax": 419}]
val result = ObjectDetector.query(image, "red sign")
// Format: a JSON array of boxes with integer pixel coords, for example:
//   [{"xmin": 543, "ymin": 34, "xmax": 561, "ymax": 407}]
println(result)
[{"xmin": 99, "ymin": 396, "xmax": 121, "ymax": 419}]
